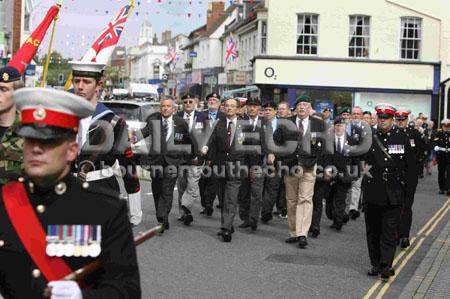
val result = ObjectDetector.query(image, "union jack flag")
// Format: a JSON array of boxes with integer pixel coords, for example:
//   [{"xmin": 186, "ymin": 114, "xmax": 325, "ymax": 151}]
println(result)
[
  {"xmin": 82, "ymin": 4, "xmax": 132, "ymax": 63},
  {"xmin": 165, "ymin": 47, "xmax": 179, "ymax": 65},
  {"xmin": 226, "ymin": 36, "xmax": 239, "ymax": 64}
]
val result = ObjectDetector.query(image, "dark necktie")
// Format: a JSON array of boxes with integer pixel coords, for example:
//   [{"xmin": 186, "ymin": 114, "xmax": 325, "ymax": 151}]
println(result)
[
  {"xmin": 225, "ymin": 121, "xmax": 233, "ymax": 152},
  {"xmin": 297, "ymin": 119, "xmax": 304, "ymax": 136},
  {"xmin": 337, "ymin": 137, "xmax": 342, "ymax": 153},
  {"xmin": 162, "ymin": 119, "xmax": 169, "ymax": 141}
]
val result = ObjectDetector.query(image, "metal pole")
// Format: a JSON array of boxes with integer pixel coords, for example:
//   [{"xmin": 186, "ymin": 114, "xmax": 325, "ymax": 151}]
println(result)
[{"xmin": 40, "ymin": 0, "xmax": 63, "ymax": 87}]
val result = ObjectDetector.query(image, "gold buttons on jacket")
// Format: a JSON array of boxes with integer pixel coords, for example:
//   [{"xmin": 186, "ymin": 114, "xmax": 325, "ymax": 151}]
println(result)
[
  {"xmin": 36, "ymin": 205, "xmax": 45, "ymax": 214},
  {"xmin": 32, "ymin": 269, "xmax": 41, "ymax": 278},
  {"xmin": 0, "ymin": 240, "xmax": 5, "ymax": 247}
]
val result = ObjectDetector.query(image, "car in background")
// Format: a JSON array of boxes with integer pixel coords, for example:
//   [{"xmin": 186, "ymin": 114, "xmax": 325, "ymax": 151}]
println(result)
[
  {"xmin": 101, "ymin": 100, "xmax": 159, "ymax": 149},
  {"xmin": 112, "ymin": 88, "xmax": 129, "ymax": 100}
]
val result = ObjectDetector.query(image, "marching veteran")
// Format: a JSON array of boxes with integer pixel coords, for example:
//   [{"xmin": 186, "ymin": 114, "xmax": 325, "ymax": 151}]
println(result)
[{"xmin": 0, "ymin": 88, "xmax": 140, "ymax": 298}]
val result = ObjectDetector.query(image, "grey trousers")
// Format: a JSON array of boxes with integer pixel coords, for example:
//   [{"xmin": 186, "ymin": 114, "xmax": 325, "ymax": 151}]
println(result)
[
  {"xmin": 222, "ymin": 178, "xmax": 244, "ymax": 230},
  {"xmin": 177, "ymin": 165, "xmax": 201, "ymax": 214},
  {"xmin": 346, "ymin": 175, "xmax": 363, "ymax": 212},
  {"xmin": 239, "ymin": 172, "xmax": 264, "ymax": 222}
]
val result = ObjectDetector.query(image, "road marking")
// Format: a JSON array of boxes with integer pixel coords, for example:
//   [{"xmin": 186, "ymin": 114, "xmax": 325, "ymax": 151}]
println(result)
[
  {"xmin": 362, "ymin": 197, "xmax": 450, "ymax": 299},
  {"xmin": 375, "ymin": 237, "xmax": 425, "ymax": 299}
]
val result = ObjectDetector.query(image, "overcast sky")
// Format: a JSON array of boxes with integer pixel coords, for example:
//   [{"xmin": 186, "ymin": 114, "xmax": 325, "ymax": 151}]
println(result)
[{"xmin": 32, "ymin": 0, "xmax": 230, "ymax": 59}]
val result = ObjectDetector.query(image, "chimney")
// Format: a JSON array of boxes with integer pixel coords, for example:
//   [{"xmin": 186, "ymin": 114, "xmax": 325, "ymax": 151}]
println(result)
[{"xmin": 207, "ymin": 1, "xmax": 225, "ymax": 31}]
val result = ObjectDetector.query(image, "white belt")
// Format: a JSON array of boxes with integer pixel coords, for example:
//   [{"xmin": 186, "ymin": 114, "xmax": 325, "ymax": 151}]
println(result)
[{"xmin": 80, "ymin": 167, "xmax": 115, "ymax": 182}]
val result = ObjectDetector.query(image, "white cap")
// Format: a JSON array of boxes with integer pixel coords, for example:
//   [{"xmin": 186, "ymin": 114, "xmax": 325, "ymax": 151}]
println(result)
[
  {"xmin": 69, "ymin": 61, "xmax": 106, "ymax": 78},
  {"xmin": 440, "ymin": 118, "xmax": 450, "ymax": 125}
]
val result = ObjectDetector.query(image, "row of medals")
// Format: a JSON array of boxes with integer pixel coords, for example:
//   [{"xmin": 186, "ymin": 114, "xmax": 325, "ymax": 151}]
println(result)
[{"xmin": 46, "ymin": 225, "xmax": 101, "ymax": 258}]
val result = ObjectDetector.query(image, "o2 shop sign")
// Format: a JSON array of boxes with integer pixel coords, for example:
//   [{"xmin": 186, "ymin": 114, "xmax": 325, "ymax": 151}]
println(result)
[{"xmin": 264, "ymin": 67, "xmax": 277, "ymax": 80}]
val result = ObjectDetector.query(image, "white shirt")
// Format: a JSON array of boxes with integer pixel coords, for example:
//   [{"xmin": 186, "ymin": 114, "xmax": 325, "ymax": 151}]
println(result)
[
  {"xmin": 77, "ymin": 115, "xmax": 93, "ymax": 152},
  {"xmin": 249, "ymin": 116, "xmax": 259, "ymax": 131},
  {"xmin": 271, "ymin": 118, "xmax": 278, "ymax": 133},
  {"xmin": 162, "ymin": 115, "xmax": 173, "ymax": 141},
  {"xmin": 296, "ymin": 116, "xmax": 309, "ymax": 136},
  {"xmin": 335, "ymin": 134, "xmax": 345, "ymax": 153},
  {"xmin": 226, "ymin": 117, "xmax": 237, "ymax": 144},
  {"xmin": 183, "ymin": 111, "xmax": 194, "ymax": 131}
]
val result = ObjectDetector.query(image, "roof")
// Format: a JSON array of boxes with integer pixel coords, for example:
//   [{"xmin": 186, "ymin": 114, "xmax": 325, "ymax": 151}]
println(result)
[{"xmin": 183, "ymin": 4, "xmax": 238, "ymax": 49}]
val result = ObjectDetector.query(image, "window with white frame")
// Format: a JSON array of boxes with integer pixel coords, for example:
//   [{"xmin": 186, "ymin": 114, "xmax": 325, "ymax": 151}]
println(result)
[
  {"xmin": 349, "ymin": 15, "xmax": 370, "ymax": 58},
  {"xmin": 400, "ymin": 17, "xmax": 422, "ymax": 60},
  {"xmin": 296, "ymin": 14, "xmax": 318, "ymax": 55},
  {"xmin": 261, "ymin": 21, "xmax": 267, "ymax": 54}
]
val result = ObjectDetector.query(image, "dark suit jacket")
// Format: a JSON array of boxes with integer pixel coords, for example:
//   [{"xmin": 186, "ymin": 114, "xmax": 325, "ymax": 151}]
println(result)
[
  {"xmin": 273, "ymin": 116, "xmax": 326, "ymax": 168},
  {"xmin": 176, "ymin": 110, "xmax": 207, "ymax": 164},
  {"xmin": 321, "ymin": 134, "xmax": 359, "ymax": 183},
  {"xmin": 206, "ymin": 118, "xmax": 248, "ymax": 166},
  {"xmin": 141, "ymin": 113, "xmax": 191, "ymax": 166},
  {"xmin": 242, "ymin": 116, "xmax": 266, "ymax": 167}
]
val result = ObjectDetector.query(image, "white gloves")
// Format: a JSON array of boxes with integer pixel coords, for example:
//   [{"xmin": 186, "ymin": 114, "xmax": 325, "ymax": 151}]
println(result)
[
  {"xmin": 48, "ymin": 281, "xmax": 82, "ymax": 299},
  {"xmin": 434, "ymin": 146, "xmax": 448, "ymax": 152},
  {"xmin": 128, "ymin": 191, "xmax": 143, "ymax": 226}
]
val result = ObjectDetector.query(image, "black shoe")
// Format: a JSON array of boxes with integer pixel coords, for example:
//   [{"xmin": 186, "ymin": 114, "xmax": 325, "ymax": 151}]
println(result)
[
  {"xmin": 183, "ymin": 214, "xmax": 193, "ymax": 226},
  {"xmin": 177, "ymin": 215, "xmax": 185, "ymax": 221},
  {"xmin": 285, "ymin": 236, "xmax": 298, "ymax": 243},
  {"xmin": 239, "ymin": 221, "xmax": 250, "ymax": 228},
  {"xmin": 439, "ymin": 189, "xmax": 445, "ymax": 194},
  {"xmin": 261, "ymin": 213, "xmax": 273, "ymax": 223},
  {"xmin": 380, "ymin": 267, "xmax": 394, "ymax": 282},
  {"xmin": 298, "ymin": 236, "xmax": 308, "ymax": 249},
  {"xmin": 400, "ymin": 237, "xmax": 410, "ymax": 249},
  {"xmin": 350, "ymin": 209, "xmax": 360, "ymax": 220},
  {"xmin": 205, "ymin": 206, "xmax": 213, "ymax": 216},
  {"xmin": 272, "ymin": 210, "xmax": 280, "ymax": 216},
  {"xmin": 334, "ymin": 223, "xmax": 342, "ymax": 231},
  {"xmin": 342, "ymin": 214, "xmax": 349, "ymax": 224},
  {"xmin": 447, "ymin": 190, "xmax": 450, "ymax": 196},
  {"xmin": 280, "ymin": 208, "xmax": 287, "ymax": 217},
  {"xmin": 330, "ymin": 223, "xmax": 336, "ymax": 229},
  {"xmin": 309, "ymin": 229, "xmax": 320, "ymax": 238},
  {"xmin": 163, "ymin": 218, "xmax": 170, "ymax": 230},
  {"xmin": 367, "ymin": 266, "xmax": 380, "ymax": 276},
  {"xmin": 221, "ymin": 230, "xmax": 232, "ymax": 242},
  {"xmin": 419, "ymin": 174, "xmax": 424, "ymax": 178},
  {"xmin": 200, "ymin": 209, "xmax": 206, "ymax": 214},
  {"xmin": 249, "ymin": 218, "xmax": 257, "ymax": 231}
]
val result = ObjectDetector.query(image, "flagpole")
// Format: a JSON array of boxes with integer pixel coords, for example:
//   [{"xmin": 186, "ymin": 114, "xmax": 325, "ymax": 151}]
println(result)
[{"xmin": 41, "ymin": 0, "xmax": 63, "ymax": 87}]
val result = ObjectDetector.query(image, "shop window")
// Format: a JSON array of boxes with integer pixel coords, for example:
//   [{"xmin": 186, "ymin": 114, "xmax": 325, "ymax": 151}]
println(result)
[
  {"xmin": 400, "ymin": 17, "xmax": 421, "ymax": 60},
  {"xmin": 349, "ymin": 15, "xmax": 370, "ymax": 58},
  {"xmin": 296, "ymin": 14, "xmax": 319, "ymax": 55}
]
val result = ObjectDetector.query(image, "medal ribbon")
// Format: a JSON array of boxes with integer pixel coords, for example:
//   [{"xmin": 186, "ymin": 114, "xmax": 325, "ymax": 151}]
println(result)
[{"xmin": 2, "ymin": 182, "xmax": 72, "ymax": 281}]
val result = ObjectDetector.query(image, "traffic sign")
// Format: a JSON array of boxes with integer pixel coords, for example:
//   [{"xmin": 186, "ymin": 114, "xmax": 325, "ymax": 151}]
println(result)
[{"xmin": 189, "ymin": 51, "xmax": 197, "ymax": 58}]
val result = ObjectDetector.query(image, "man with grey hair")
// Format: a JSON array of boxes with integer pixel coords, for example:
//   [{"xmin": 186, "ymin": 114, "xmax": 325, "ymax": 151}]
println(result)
[{"xmin": 142, "ymin": 98, "xmax": 191, "ymax": 232}]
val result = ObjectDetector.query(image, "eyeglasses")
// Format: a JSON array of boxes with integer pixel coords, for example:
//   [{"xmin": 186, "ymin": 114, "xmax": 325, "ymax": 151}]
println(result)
[{"xmin": 183, "ymin": 100, "xmax": 194, "ymax": 104}]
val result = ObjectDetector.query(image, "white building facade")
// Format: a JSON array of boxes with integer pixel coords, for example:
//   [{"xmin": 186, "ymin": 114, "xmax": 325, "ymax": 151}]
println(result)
[{"xmin": 253, "ymin": 0, "xmax": 450, "ymax": 120}]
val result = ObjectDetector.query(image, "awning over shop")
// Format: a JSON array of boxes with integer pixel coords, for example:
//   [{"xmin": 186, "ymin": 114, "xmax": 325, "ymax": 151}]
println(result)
[{"xmin": 223, "ymin": 85, "xmax": 259, "ymax": 97}]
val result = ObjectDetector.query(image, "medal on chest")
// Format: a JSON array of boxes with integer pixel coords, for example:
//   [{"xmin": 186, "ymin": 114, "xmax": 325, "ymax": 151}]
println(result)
[{"xmin": 388, "ymin": 144, "xmax": 405, "ymax": 154}]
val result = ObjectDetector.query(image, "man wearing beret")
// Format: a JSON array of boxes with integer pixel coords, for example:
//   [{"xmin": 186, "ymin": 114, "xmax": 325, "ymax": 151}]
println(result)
[
  {"xmin": 0, "ymin": 88, "xmax": 140, "ymax": 298},
  {"xmin": 176, "ymin": 93, "xmax": 207, "ymax": 225},
  {"xmin": 238, "ymin": 98, "xmax": 265, "ymax": 231},
  {"xmin": 274, "ymin": 95, "xmax": 326, "ymax": 249},
  {"xmin": 363, "ymin": 104, "xmax": 416, "ymax": 281},
  {"xmin": 0, "ymin": 66, "xmax": 24, "ymax": 184},
  {"xmin": 199, "ymin": 92, "xmax": 226, "ymax": 216},
  {"xmin": 395, "ymin": 110, "xmax": 424, "ymax": 249},
  {"xmin": 70, "ymin": 61, "xmax": 142, "ymax": 225},
  {"xmin": 260, "ymin": 101, "xmax": 285, "ymax": 223}
]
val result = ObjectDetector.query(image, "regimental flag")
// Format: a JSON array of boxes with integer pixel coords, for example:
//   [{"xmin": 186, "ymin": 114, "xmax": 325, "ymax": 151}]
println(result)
[
  {"xmin": 225, "ymin": 35, "xmax": 239, "ymax": 64},
  {"xmin": 8, "ymin": 5, "xmax": 60, "ymax": 74},
  {"xmin": 82, "ymin": 2, "xmax": 134, "ymax": 63},
  {"xmin": 164, "ymin": 47, "xmax": 179, "ymax": 65}
]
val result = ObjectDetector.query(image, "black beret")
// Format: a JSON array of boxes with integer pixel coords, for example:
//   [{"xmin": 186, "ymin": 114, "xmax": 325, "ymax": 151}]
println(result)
[
  {"xmin": 181, "ymin": 93, "xmax": 195, "ymax": 100},
  {"xmin": 206, "ymin": 92, "xmax": 220, "ymax": 100},
  {"xmin": 322, "ymin": 108, "xmax": 331, "ymax": 112},
  {"xmin": 245, "ymin": 98, "xmax": 262, "ymax": 106},
  {"xmin": 0, "ymin": 66, "xmax": 21, "ymax": 83},
  {"xmin": 262, "ymin": 101, "xmax": 278, "ymax": 109},
  {"xmin": 338, "ymin": 106, "xmax": 351, "ymax": 115},
  {"xmin": 334, "ymin": 116, "xmax": 346, "ymax": 125}
]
